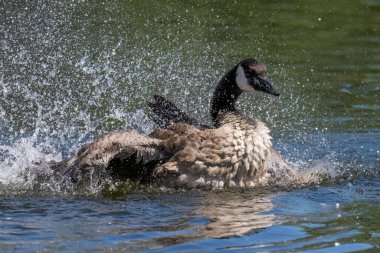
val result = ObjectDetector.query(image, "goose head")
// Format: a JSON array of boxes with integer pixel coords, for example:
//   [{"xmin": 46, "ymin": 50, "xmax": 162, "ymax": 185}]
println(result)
[
  {"xmin": 235, "ymin": 59, "xmax": 280, "ymax": 96},
  {"xmin": 211, "ymin": 59, "xmax": 280, "ymax": 122}
]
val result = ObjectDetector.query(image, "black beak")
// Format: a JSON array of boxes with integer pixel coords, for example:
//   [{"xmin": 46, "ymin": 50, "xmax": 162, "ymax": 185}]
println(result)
[{"xmin": 255, "ymin": 77, "xmax": 280, "ymax": 96}]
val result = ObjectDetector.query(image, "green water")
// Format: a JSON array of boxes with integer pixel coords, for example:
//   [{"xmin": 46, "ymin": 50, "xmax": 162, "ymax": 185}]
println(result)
[
  {"xmin": 2, "ymin": 0, "xmax": 379, "ymax": 138},
  {"xmin": 1, "ymin": 0, "xmax": 379, "ymax": 252},
  {"xmin": 67, "ymin": 0, "xmax": 380, "ymax": 132}
]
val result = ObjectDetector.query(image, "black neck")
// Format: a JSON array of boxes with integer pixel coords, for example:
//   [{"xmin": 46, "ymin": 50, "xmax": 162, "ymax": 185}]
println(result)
[{"xmin": 210, "ymin": 65, "xmax": 242, "ymax": 125}]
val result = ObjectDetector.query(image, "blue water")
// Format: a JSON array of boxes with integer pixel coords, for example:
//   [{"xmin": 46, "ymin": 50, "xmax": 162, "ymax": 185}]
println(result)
[{"xmin": 1, "ymin": 181, "xmax": 379, "ymax": 252}]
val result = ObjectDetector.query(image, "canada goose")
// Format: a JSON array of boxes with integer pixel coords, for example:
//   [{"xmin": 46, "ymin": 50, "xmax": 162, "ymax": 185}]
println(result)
[{"xmin": 50, "ymin": 59, "xmax": 294, "ymax": 188}]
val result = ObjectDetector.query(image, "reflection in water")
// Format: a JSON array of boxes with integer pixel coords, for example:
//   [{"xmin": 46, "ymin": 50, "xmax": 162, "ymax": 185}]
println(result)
[
  {"xmin": 1, "ymin": 186, "xmax": 378, "ymax": 252},
  {"xmin": 199, "ymin": 191, "xmax": 274, "ymax": 238},
  {"xmin": 127, "ymin": 190, "xmax": 277, "ymax": 251}
]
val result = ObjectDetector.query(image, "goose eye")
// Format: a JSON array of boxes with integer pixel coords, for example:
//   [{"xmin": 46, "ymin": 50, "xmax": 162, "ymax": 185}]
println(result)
[{"xmin": 246, "ymin": 69, "xmax": 257, "ymax": 77}]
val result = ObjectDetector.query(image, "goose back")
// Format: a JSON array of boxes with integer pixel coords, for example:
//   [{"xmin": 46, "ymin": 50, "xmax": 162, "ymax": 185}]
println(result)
[{"xmin": 152, "ymin": 112, "xmax": 272, "ymax": 188}]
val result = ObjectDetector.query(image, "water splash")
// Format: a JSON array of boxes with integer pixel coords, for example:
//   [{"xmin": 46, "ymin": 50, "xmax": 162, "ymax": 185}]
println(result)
[
  {"xmin": 0, "ymin": 137, "xmax": 57, "ymax": 193},
  {"xmin": 1, "ymin": 1, "xmax": 378, "ymax": 195}
]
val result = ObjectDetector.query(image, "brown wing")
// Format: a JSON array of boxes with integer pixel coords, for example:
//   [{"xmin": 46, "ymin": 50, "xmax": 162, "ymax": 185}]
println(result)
[
  {"xmin": 149, "ymin": 123, "xmax": 198, "ymax": 139},
  {"xmin": 50, "ymin": 131, "xmax": 164, "ymax": 186}
]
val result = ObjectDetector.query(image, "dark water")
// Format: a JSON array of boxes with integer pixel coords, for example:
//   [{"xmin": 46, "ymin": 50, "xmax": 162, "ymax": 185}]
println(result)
[{"xmin": 1, "ymin": 0, "xmax": 380, "ymax": 252}]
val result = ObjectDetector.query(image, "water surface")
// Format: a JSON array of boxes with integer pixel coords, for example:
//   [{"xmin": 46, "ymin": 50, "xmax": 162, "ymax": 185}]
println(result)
[{"xmin": 1, "ymin": 0, "xmax": 379, "ymax": 252}]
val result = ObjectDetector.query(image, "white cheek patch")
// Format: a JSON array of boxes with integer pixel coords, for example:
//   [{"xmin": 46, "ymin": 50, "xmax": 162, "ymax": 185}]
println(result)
[{"xmin": 236, "ymin": 65, "xmax": 255, "ymax": 92}]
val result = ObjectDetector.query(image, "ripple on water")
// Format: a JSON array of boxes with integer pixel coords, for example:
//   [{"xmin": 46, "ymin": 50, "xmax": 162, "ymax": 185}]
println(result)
[{"xmin": 353, "ymin": 104, "xmax": 380, "ymax": 110}]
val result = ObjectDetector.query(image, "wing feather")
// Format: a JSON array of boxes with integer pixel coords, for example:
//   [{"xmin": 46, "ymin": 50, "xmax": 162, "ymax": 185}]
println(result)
[
  {"xmin": 50, "ymin": 131, "xmax": 164, "ymax": 185},
  {"xmin": 147, "ymin": 95, "xmax": 198, "ymax": 128}
]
